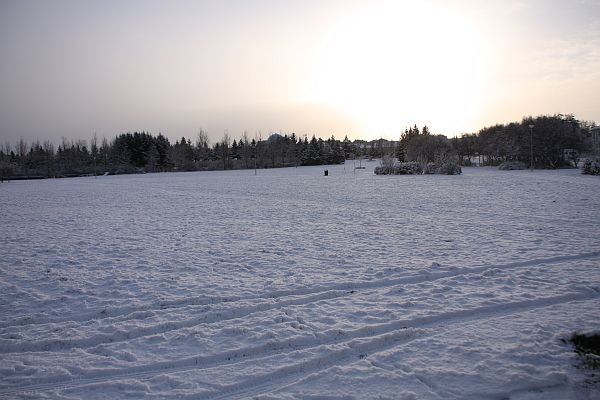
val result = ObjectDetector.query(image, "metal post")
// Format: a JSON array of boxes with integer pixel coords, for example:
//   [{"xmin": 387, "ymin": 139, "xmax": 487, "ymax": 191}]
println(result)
[
  {"xmin": 253, "ymin": 142, "xmax": 257, "ymax": 175},
  {"xmin": 529, "ymin": 124, "xmax": 534, "ymax": 171}
]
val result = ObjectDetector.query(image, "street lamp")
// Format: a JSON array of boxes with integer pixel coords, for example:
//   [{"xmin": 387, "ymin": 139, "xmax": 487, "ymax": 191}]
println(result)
[{"xmin": 528, "ymin": 124, "xmax": 535, "ymax": 171}]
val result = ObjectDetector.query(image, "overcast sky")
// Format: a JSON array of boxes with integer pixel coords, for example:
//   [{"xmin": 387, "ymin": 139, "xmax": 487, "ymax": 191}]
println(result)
[{"xmin": 1, "ymin": 0, "xmax": 599, "ymax": 145}]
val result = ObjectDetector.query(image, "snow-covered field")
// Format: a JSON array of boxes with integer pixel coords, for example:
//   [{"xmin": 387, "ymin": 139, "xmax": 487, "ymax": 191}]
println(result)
[{"xmin": 1, "ymin": 163, "xmax": 599, "ymax": 399}]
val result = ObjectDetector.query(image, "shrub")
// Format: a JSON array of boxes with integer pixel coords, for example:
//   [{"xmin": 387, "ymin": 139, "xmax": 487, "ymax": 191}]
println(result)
[
  {"xmin": 396, "ymin": 162, "xmax": 424, "ymax": 175},
  {"xmin": 375, "ymin": 163, "xmax": 422, "ymax": 175},
  {"xmin": 380, "ymin": 155, "xmax": 396, "ymax": 169},
  {"xmin": 374, "ymin": 160, "xmax": 460, "ymax": 175},
  {"xmin": 582, "ymin": 157, "xmax": 600, "ymax": 175},
  {"xmin": 431, "ymin": 159, "xmax": 462, "ymax": 175},
  {"xmin": 374, "ymin": 166, "xmax": 389, "ymax": 175}
]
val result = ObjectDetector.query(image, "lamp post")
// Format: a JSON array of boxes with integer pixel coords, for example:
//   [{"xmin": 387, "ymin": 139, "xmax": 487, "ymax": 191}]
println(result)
[
  {"xmin": 528, "ymin": 124, "xmax": 535, "ymax": 171},
  {"xmin": 253, "ymin": 141, "xmax": 257, "ymax": 176}
]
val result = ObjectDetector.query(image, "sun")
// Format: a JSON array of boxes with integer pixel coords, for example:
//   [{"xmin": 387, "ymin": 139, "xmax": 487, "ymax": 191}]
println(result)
[{"xmin": 302, "ymin": 1, "xmax": 486, "ymax": 139}]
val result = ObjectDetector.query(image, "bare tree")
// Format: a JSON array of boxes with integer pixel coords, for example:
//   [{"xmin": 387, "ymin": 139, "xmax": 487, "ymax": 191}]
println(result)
[
  {"xmin": 196, "ymin": 129, "xmax": 209, "ymax": 146},
  {"xmin": 100, "ymin": 137, "xmax": 109, "ymax": 169},
  {"xmin": 43, "ymin": 140, "xmax": 55, "ymax": 177},
  {"xmin": 17, "ymin": 137, "xmax": 27, "ymax": 158},
  {"xmin": 195, "ymin": 128, "xmax": 210, "ymax": 164},
  {"xmin": 2, "ymin": 142, "xmax": 11, "ymax": 158},
  {"xmin": 241, "ymin": 130, "xmax": 252, "ymax": 168},
  {"xmin": 91, "ymin": 133, "xmax": 98, "ymax": 176},
  {"xmin": 17, "ymin": 137, "xmax": 28, "ymax": 175},
  {"xmin": 220, "ymin": 130, "xmax": 231, "ymax": 170}
]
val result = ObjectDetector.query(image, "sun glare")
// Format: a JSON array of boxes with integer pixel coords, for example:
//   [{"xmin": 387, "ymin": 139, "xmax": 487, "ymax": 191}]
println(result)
[{"xmin": 303, "ymin": 1, "xmax": 485, "ymax": 139}]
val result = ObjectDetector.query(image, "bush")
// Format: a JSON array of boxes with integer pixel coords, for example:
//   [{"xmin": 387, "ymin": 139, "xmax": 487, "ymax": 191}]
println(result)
[
  {"xmin": 380, "ymin": 155, "xmax": 396, "ymax": 169},
  {"xmin": 396, "ymin": 162, "xmax": 424, "ymax": 174},
  {"xmin": 374, "ymin": 165, "xmax": 392, "ymax": 175},
  {"xmin": 375, "ymin": 160, "xmax": 461, "ymax": 175},
  {"xmin": 429, "ymin": 158, "xmax": 462, "ymax": 175},
  {"xmin": 582, "ymin": 158, "xmax": 600, "ymax": 175},
  {"xmin": 375, "ymin": 162, "xmax": 423, "ymax": 175}
]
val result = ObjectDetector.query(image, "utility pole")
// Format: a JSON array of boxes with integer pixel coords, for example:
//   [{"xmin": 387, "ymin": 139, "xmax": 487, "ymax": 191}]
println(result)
[{"xmin": 529, "ymin": 124, "xmax": 535, "ymax": 171}]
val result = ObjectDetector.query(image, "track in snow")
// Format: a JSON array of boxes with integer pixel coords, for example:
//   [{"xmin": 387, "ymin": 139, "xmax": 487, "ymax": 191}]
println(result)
[
  {"xmin": 4, "ymin": 250, "xmax": 598, "ymax": 331},
  {"xmin": 3, "ymin": 168, "xmax": 600, "ymax": 399},
  {"xmin": 2, "ymin": 287, "xmax": 598, "ymax": 398},
  {"xmin": 2, "ymin": 250, "xmax": 598, "ymax": 355}
]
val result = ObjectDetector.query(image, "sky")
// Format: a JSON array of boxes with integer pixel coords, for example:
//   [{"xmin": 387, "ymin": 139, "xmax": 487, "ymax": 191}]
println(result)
[{"xmin": 1, "ymin": 0, "xmax": 599, "ymax": 146}]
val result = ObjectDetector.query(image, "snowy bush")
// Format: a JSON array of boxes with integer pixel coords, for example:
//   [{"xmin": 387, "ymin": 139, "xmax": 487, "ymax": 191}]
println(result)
[
  {"xmin": 423, "ymin": 160, "xmax": 462, "ymax": 175},
  {"xmin": 380, "ymin": 155, "xmax": 396, "ymax": 169},
  {"xmin": 397, "ymin": 162, "xmax": 425, "ymax": 174},
  {"xmin": 374, "ymin": 165, "xmax": 391, "ymax": 175},
  {"xmin": 433, "ymin": 153, "xmax": 462, "ymax": 175},
  {"xmin": 374, "ymin": 162, "xmax": 423, "ymax": 175},
  {"xmin": 581, "ymin": 158, "xmax": 600, "ymax": 175},
  {"xmin": 420, "ymin": 153, "xmax": 462, "ymax": 175},
  {"xmin": 422, "ymin": 163, "xmax": 436, "ymax": 174},
  {"xmin": 374, "ymin": 159, "xmax": 461, "ymax": 175}
]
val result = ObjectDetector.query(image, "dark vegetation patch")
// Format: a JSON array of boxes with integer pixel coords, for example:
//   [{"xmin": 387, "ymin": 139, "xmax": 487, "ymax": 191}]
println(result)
[
  {"xmin": 569, "ymin": 332, "xmax": 600, "ymax": 386},
  {"xmin": 582, "ymin": 158, "xmax": 600, "ymax": 175}
]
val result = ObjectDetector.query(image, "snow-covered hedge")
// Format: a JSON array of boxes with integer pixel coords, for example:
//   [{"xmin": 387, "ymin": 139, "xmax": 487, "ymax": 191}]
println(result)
[
  {"xmin": 375, "ymin": 162, "xmax": 423, "ymax": 175},
  {"xmin": 425, "ymin": 159, "xmax": 462, "ymax": 175},
  {"xmin": 375, "ymin": 160, "xmax": 461, "ymax": 175},
  {"xmin": 582, "ymin": 158, "xmax": 600, "ymax": 175}
]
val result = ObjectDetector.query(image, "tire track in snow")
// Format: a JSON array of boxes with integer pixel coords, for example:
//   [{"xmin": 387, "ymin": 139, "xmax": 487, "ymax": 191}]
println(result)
[
  {"xmin": 2, "ymin": 250, "xmax": 599, "ymax": 353},
  {"xmin": 3, "ymin": 250, "xmax": 599, "ymax": 330},
  {"xmin": 2, "ymin": 288, "xmax": 598, "ymax": 398},
  {"xmin": 202, "ymin": 288, "xmax": 600, "ymax": 400},
  {"xmin": 0, "ymin": 290, "xmax": 347, "ymax": 354}
]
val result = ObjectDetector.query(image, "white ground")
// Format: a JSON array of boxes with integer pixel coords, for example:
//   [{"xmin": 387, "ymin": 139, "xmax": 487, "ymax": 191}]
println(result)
[{"xmin": 1, "ymin": 163, "xmax": 599, "ymax": 399}]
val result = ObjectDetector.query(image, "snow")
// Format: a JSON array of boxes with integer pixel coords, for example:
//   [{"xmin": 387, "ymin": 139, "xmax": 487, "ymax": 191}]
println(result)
[{"xmin": 1, "ymin": 163, "xmax": 599, "ymax": 399}]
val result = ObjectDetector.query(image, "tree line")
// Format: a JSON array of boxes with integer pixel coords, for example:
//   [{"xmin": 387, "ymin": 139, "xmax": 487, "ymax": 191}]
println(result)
[
  {"xmin": 393, "ymin": 114, "xmax": 595, "ymax": 168},
  {"xmin": 0, "ymin": 131, "xmax": 352, "ymax": 179},
  {"xmin": 1, "ymin": 113, "xmax": 596, "ymax": 180},
  {"xmin": 449, "ymin": 114, "xmax": 595, "ymax": 168}
]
